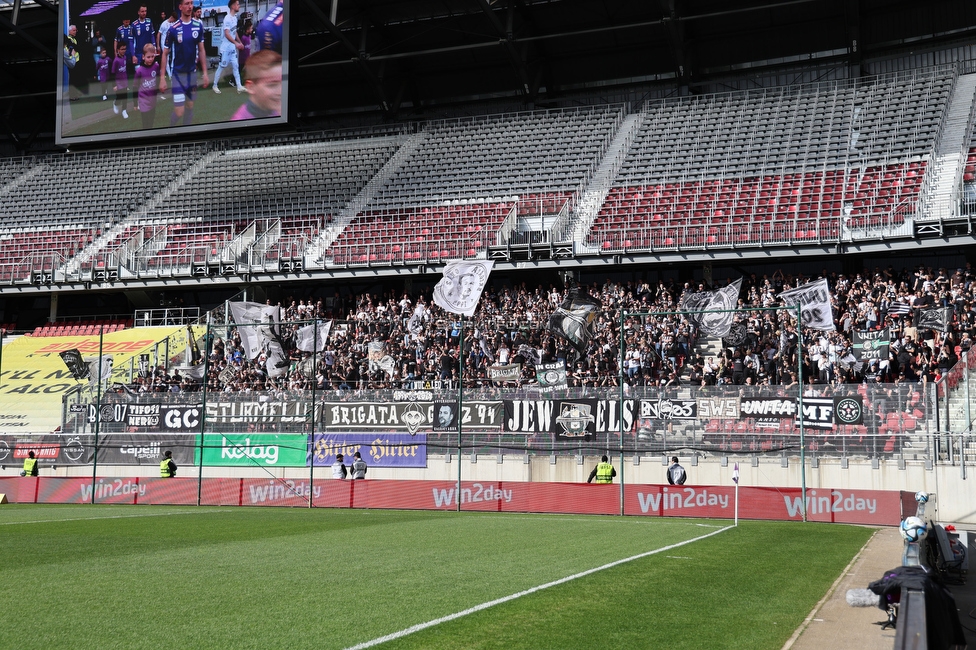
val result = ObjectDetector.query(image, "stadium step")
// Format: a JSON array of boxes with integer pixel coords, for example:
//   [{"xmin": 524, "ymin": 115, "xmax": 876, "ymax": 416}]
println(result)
[{"xmin": 922, "ymin": 73, "xmax": 976, "ymax": 221}]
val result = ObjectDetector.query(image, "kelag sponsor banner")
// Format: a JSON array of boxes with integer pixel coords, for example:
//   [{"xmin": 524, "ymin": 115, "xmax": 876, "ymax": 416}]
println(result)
[
  {"xmin": 504, "ymin": 399, "xmax": 635, "ymax": 435},
  {"xmin": 3, "ymin": 477, "xmax": 902, "ymax": 524},
  {"xmin": 311, "ymin": 433, "xmax": 427, "ymax": 468},
  {"xmin": 322, "ymin": 402, "xmax": 503, "ymax": 433},
  {"xmin": 198, "ymin": 433, "xmax": 310, "ymax": 467}
]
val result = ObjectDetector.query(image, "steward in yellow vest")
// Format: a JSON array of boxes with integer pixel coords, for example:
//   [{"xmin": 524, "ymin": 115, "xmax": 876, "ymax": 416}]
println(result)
[{"xmin": 587, "ymin": 455, "xmax": 616, "ymax": 484}]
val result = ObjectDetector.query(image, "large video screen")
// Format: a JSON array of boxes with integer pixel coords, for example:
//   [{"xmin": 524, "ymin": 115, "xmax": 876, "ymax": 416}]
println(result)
[{"xmin": 57, "ymin": 0, "xmax": 288, "ymax": 145}]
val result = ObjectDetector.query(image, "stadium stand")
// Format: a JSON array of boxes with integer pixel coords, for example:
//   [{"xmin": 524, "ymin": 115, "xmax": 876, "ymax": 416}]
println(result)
[
  {"xmin": 322, "ymin": 106, "xmax": 624, "ymax": 265},
  {"xmin": 585, "ymin": 67, "xmax": 954, "ymax": 251}
]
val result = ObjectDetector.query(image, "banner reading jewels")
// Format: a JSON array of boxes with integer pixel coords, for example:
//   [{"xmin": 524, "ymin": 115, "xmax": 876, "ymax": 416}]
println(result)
[{"xmin": 311, "ymin": 433, "xmax": 427, "ymax": 468}]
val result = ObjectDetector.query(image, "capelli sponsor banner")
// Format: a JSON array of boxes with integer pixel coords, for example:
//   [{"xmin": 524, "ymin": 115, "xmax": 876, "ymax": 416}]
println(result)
[
  {"xmin": 46, "ymin": 434, "xmax": 197, "ymax": 466},
  {"xmin": 504, "ymin": 399, "xmax": 635, "ymax": 436},
  {"xmin": 310, "ymin": 433, "xmax": 427, "ymax": 468},
  {"xmin": 322, "ymin": 401, "xmax": 504, "ymax": 433}
]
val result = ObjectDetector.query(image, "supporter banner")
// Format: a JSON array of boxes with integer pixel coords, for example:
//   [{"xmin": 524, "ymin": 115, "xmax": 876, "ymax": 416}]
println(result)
[
  {"xmin": 696, "ymin": 396, "xmax": 740, "ymax": 419},
  {"xmin": 487, "ymin": 364, "xmax": 521, "ymax": 384},
  {"xmin": 833, "ymin": 396, "xmax": 864, "ymax": 425},
  {"xmin": 778, "ymin": 278, "xmax": 835, "ymax": 331},
  {"xmin": 310, "ymin": 433, "xmax": 427, "ymax": 468},
  {"xmin": 0, "ymin": 326, "xmax": 187, "ymax": 433},
  {"xmin": 639, "ymin": 398, "xmax": 697, "ymax": 421},
  {"xmin": 536, "ymin": 361, "xmax": 567, "ymax": 392},
  {"xmin": 739, "ymin": 397, "xmax": 796, "ymax": 429},
  {"xmin": 914, "ymin": 307, "xmax": 951, "ymax": 333},
  {"xmin": 853, "ymin": 330, "xmax": 890, "ymax": 361},
  {"xmin": 86, "ymin": 403, "xmax": 203, "ymax": 431},
  {"xmin": 322, "ymin": 401, "xmax": 503, "ymax": 433},
  {"xmin": 198, "ymin": 433, "xmax": 309, "ymax": 467},
  {"xmin": 799, "ymin": 397, "xmax": 834, "ymax": 430},
  {"xmin": 205, "ymin": 400, "xmax": 312, "ymax": 425},
  {"xmin": 504, "ymin": 399, "xmax": 635, "ymax": 435}
]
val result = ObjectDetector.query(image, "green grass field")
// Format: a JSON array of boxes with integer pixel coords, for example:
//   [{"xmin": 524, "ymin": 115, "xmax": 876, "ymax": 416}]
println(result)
[{"xmin": 0, "ymin": 505, "xmax": 874, "ymax": 650}]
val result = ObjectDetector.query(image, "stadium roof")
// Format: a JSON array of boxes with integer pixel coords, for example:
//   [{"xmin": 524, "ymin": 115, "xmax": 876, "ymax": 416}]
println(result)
[{"xmin": 1, "ymin": 0, "xmax": 976, "ymax": 150}]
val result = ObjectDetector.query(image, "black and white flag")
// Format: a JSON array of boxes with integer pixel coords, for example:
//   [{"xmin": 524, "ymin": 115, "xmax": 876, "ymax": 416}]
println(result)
[
  {"xmin": 778, "ymin": 278, "xmax": 835, "ymax": 331},
  {"xmin": 548, "ymin": 287, "xmax": 602, "ymax": 354},
  {"xmin": 228, "ymin": 301, "xmax": 289, "ymax": 378},
  {"xmin": 295, "ymin": 320, "xmax": 332, "ymax": 353},
  {"xmin": 853, "ymin": 329, "xmax": 890, "ymax": 361},
  {"xmin": 516, "ymin": 344, "xmax": 542, "ymax": 366},
  {"xmin": 432, "ymin": 260, "xmax": 494, "ymax": 317},
  {"xmin": 368, "ymin": 341, "xmax": 397, "ymax": 377},
  {"xmin": 678, "ymin": 278, "xmax": 742, "ymax": 338},
  {"xmin": 914, "ymin": 307, "xmax": 951, "ymax": 333},
  {"xmin": 887, "ymin": 300, "xmax": 912, "ymax": 318},
  {"xmin": 60, "ymin": 349, "xmax": 90, "ymax": 380},
  {"xmin": 407, "ymin": 303, "xmax": 426, "ymax": 336}
]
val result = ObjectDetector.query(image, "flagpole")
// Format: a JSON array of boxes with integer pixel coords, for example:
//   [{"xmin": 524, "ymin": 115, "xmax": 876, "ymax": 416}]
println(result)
[
  {"xmin": 618, "ymin": 308, "xmax": 626, "ymax": 516},
  {"xmin": 197, "ymin": 321, "xmax": 212, "ymax": 507},
  {"xmin": 309, "ymin": 319, "xmax": 317, "ymax": 509},
  {"xmin": 91, "ymin": 324, "xmax": 105, "ymax": 503},
  {"xmin": 457, "ymin": 313, "xmax": 464, "ymax": 513},
  {"xmin": 796, "ymin": 303, "xmax": 807, "ymax": 522},
  {"xmin": 733, "ymin": 462, "xmax": 739, "ymax": 526}
]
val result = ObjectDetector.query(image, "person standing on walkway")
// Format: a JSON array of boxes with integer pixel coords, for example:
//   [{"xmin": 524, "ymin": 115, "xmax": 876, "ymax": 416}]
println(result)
[
  {"xmin": 667, "ymin": 456, "xmax": 687, "ymax": 485},
  {"xmin": 587, "ymin": 455, "xmax": 616, "ymax": 484}
]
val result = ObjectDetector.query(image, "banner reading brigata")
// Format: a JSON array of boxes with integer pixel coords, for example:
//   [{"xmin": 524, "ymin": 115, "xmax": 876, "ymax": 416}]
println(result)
[
  {"xmin": 310, "ymin": 433, "xmax": 427, "ymax": 468},
  {"xmin": 321, "ymin": 401, "xmax": 503, "ymax": 433}
]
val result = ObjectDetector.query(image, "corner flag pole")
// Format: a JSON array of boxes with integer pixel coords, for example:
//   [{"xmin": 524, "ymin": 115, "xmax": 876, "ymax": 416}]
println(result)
[{"xmin": 732, "ymin": 462, "xmax": 739, "ymax": 526}]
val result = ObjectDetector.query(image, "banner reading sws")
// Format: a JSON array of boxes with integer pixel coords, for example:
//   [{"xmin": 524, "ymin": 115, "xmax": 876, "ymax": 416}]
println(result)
[{"xmin": 0, "ymin": 327, "xmax": 196, "ymax": 433}]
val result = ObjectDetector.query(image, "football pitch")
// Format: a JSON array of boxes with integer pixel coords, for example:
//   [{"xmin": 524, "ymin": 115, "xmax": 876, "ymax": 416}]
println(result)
[{"xmin": 1, "ymin": 505, "xmax": 874, "ymax": 649}]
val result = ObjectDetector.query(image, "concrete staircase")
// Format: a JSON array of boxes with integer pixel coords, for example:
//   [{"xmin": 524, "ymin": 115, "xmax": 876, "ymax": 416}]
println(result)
[
  {"xmin": 559, "ymin": 112, "xmax": 644, "ymax": 248},
  {"xmin": 920, "ymin": 73, "xmax": 976, "ymax": 221}
]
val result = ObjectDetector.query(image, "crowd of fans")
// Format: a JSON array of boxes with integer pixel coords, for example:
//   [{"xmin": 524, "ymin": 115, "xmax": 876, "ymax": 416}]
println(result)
[{"xmin": 119, "ymin": 263, "xmax": 976, "ymax": 398}]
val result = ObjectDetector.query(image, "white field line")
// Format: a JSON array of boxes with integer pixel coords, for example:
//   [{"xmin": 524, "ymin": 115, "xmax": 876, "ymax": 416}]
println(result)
[
  {"xmin": 345, "ymin": 524, "xmax": 735, "ymax": 650},
  {"xmin": 0, "ymin": 509, "xmax": 234, "ymax": 526}
]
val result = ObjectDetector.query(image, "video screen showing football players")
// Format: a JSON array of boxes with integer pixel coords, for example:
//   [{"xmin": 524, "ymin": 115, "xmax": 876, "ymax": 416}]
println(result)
[{"xmin": 57, "ymin": 0, "xmax": 287, "ymax": 145}]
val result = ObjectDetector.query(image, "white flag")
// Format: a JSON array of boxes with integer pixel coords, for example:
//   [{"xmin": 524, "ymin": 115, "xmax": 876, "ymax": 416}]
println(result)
[
  {"xmin": 732, "ymin": 463, "xmax": 739, "ymax": 484},
  {"xmin": 295, "ymin": 320, "xmax": 333, "ymax": 352},
  {"xmin": 432, "ymin": 260, "xmax": 494, "ymax": 317},
  {"xmin": 407, "ymin": 303, "xmax": 426, "ymax": 336},
  {"xmin": 778, "ymin": 278, "xmax": 835, "ymax": 331},
  {"xmin": 228, "ymin": 301, "xmax": 281, "ymax": 359}
]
